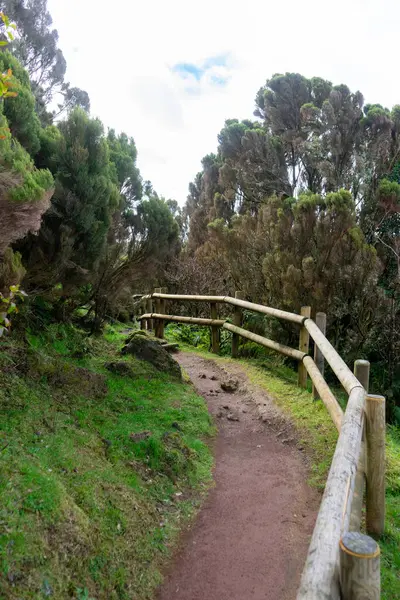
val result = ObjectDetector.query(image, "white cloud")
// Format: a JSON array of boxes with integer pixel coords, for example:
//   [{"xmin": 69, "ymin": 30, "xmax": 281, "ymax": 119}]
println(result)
[{"xmin": 48, "ymin": 0, "xmax": 400, "ymax": 204}]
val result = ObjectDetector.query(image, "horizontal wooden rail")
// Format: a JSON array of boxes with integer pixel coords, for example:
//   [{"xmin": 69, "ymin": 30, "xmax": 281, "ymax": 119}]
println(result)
[
  {"xmin": 143, "ymin": 293, "xmax": 305, "ymax": 325},
  {"xmin": 223, "ymin": 322, "xmax": 305, "ymax": 360},
  {"xmin": 142, "ymin": 293, "xmax": 226, "ymax": 303},
  {"xmin": 138, "ymin": 313, "xmax": 225, "ymax": 327},
  {"xmin": 304, "ymin": 319, "xmax": 361, "ymax": 395},
  {"xmin": 224, "ymin": 297, "xmax": 305, "ymax": 325},
  {"xmin": 137, "ymin": 290, "xmax": 383, "ymax": 598},
  {"xmin": 297, "ymin": 385, "xmax": 365, "ymax": 599},
  {"xmin": 303, "ymin": 356, "xmax": 343, "ymax": 432}
]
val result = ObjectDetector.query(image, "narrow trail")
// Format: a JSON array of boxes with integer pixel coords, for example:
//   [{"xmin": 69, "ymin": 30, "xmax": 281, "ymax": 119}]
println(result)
[{"xmin": 157, "ymin": 352, "xmax": 320, "ymax": 600}]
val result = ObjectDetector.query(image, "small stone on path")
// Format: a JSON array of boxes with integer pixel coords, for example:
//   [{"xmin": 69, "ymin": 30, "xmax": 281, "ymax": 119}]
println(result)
[
  {"xmin": 221, "ymin": 378, "xmax": 239, "ymax": 392},
  {"xmin": 226, "ymin": 411, "xmax": 240, "ymax": 422}
]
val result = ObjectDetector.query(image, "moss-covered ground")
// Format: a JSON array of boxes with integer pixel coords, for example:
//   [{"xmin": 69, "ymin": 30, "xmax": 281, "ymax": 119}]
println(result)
[{"xmin": 0, "ymin": 324, "xmax": 214, "ymax": 599}]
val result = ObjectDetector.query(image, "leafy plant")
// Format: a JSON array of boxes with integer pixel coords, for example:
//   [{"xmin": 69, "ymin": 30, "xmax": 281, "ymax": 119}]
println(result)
[
  {"xmin": 0, "ymin": 13, "xmax": 17, "ymax": 140},
  {"xmin": 0, "ymin": 284, "xmax": 27, "ymax": 336},
  {"xmin": 76, "ymin": 588, "xmax": 96, "ymax": 600},
  {"xmin": 0, "ymin": 67, "xmax": 17, "ymax": 100},
  {"xmin": 166, "ymin": 323, "xmax": 210, "ymax": 348},
  {"xmin": 0, "ymin": 11, "xmax": 16, "ymax": 46}
]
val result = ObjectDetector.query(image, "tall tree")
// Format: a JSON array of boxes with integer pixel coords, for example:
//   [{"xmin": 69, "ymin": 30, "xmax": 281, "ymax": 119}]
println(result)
[
  {"xmin": 183, "ymin": 71, "xmax": 400, "ymax": 420},
  {"xmin": 1, "ymin": 0, "xmax": 90, "ymax": 121},
  {"xmin": 17, "ymin": 108, "xmax": 119, "ymax": 296}
]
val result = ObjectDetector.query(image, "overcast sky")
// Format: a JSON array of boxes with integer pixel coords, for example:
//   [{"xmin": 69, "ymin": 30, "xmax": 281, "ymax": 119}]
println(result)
[{"xmin": 48, "ymin": 0, "xmax": 399, "ymax": 204}]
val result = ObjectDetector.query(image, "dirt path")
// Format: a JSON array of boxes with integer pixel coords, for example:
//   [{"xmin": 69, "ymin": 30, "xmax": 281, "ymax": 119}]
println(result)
[{"xmin": 157, "ymin": 352, "xmax": 319, "ymax": 600}]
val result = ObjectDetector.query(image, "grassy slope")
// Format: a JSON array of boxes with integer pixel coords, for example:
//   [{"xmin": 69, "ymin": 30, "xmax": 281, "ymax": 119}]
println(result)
[
  {"xmin": 174, "ymin": 342, "xmax": 400, "ymax": 600},
  {"xmin": 0, "ymin": 325, "xmax": 214, "ymax": 600}
]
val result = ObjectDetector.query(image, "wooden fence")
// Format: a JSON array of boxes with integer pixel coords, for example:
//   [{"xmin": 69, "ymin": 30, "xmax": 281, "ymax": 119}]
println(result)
[{"xmin": 137, "ymin": 290, "xmax": 385, "ymax": 600}]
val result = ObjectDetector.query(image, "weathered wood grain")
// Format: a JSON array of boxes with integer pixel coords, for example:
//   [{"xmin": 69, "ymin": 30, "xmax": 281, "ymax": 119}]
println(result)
[
  {"xmin": 339, "ymin": 532, "xmax": 380, "ymax": 599},
  {"xmin": 298, "ymin": 306, "xmax": 311, "ymax": 388}
]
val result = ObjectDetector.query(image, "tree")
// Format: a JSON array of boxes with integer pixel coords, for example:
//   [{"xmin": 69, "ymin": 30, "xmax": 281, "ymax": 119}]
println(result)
[
  {"xmin": 0, "ymin": 46, "xmax": 53, "ymax": 290},
  {"xmin": 89, "ymin": 191, "xmax": 180, "ymax": 330},
  {"xmin": 0, "ymin": 50, "xmax": 41, "ymax": 152},
  {"xmin": 183, "ymin": 71, "xmax": 400, "ymax": 420},
  {"xmin": 1, "ymin": 0, "xmax": 89, "ymax": 121},
  {"xmin": 17, "ymin": 108, "xmax": 119, "ymax": 298}
]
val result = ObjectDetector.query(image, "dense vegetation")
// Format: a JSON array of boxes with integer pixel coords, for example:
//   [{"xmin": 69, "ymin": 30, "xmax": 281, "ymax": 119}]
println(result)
[
  {"xmin": 1, "ymin": 2, "xmax": 398, "ymax": 420},
  {"xmin": 0, "ymin": 1, "xmax": 181, "ymax": 332},
  {"xmin": 174, "ymin": 75, "xmax": 400, "ymax": 422},
  {"xmin": 0, "ymin": 1, "xmax": 399, "ymax": 597},
  {"xmin": 0, "ymin": 322, "xmax": 213, "ymax": 598}
]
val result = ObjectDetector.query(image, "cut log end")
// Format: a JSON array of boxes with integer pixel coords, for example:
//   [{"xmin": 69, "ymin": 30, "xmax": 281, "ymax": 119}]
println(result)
[
  {"xmin": 339, "ymin": 532, "xmax": 380, "ymax": 600},
  {"xmin": 340, "ymin": 532, "xmax": 380, "ymax": 558}
]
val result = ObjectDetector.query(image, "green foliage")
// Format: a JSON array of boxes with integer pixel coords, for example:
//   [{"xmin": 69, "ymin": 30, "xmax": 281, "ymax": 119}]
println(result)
[
  {"xmin": 182, "ymin": 70, "xmax": 400, "ymax": 419},
  {"xmin": 18, "ymin": 108, "xmax": 120, "ymax": 293},
  {"xmin": 0, "ymin": 67, "xmax": 17, "ymax": 99},
  {"xmin": 0, "ymin": 109, "xmax": 53, "ymax": 204},
  {"xmin": 0, "ymin": 10, "xmax": 17, "ymax": 45},
  {"xmin": 107, "ymin": 129, "xmax": 141, "ymax": 198},
  {"xmin": 0, "ymin": 284, "xmax": 26, "ymax": 336},
  {"xmin": 167, "ymin": 323, "xmax": 211, "ymax": 349},
  {"xmin": 138, "ymin": 195, "xmax": 180, "ymax": 255},
  {"xmin": 0, "ymin": 50, "xmax": 41, "ymax": 153},
  {"xmin": 1, "ymin": 0, "xmax": 89, "ymax": 121},
  {"xmin": 0, "ymin": 325, "xmax": 213, "ymax": 598},
  {"xmin": 0, "ymin": 248, "xmax": 26, "ymax": 291}
]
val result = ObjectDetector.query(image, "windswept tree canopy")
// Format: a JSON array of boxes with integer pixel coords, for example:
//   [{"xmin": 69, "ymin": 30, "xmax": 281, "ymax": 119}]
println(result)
[
  {"xmin": 182, "ymin": 72, "xmax": 400, "ymax": 420},
  {"xmin": 1, "ymin": 0, "xmax": 90, "ymax": 121}
]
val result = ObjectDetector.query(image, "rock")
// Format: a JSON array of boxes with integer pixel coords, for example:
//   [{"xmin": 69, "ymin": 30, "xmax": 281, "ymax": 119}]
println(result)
[
  {"xmin": 199, "ymin": 373, "xmax": 207, "ymax": 379},
  {"xmin": 130, "ymin": 431, "xmax": 152, "ymax": 442},
  {"xmin": 227, "ymin": 411, "xmax": 240, "ymax": 421},
  {"xmin": 210, "ymin": 375, "xmax": 218, "ymax": 381},
  {"xmin": 162, "ymin": 343, "xmax": 180, "ymax": 352},
  {"xmin": 125, "ymin": 329, "xmax": 149, "ymax": 343},
  {"xmin": 121, "ymin": 336, "xmax": 181, "ymax": 380},
  {"xmin": 104, "ymin": 361, "xmax": 135, "ymax": 377},
  {"xmin": 220, "ymin": 378, "xmax": 239, "ymax": 393}
]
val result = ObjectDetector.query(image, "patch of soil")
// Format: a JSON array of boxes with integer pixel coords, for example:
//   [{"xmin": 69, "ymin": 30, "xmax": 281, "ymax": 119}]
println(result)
[{"xmin": 157, "ymin": 353, "xmax": 319, "ymax": 600}]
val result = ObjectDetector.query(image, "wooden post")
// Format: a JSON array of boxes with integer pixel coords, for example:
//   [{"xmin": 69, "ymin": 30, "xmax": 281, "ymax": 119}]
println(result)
[
  {"xmin": 354, "ymin": 359, "xmax": 370, "ymax": 392},
  {"xmin": 154, "ymin": 288, "xmax": 161, "ymax": 337},
  {"xmin": 146, "ymin": 297, "xmax": 153, "ymax": 331},
  {"xmin": 158, "ymin": 287, "xmax": 167, "ymax": 339},
  {"xmin": 339, "ymin": 531, "xmax": 380, "ymax": 599},
  {"xmin": 298, "ymin": 306, "xmax": 311, "ymax": 388},
  {"xmin": 140, "ymin": 299, "xmax": 147, "ymax": 329},
  {"xmin": 210, "ymin": 289, "xmax": 220, "ymax": 354},
  {"xmin": 349, "ymin": 360, "xmax": 370, "ymax": 531},
  {"xmin": 297, "ymin": 386, "xmax": 365, "ymax": 599},
  {"xmin": 232, "ymin": 291, "xmax": 244, "ymax": 358},
  {"xmin": 366, "ymin": 394, "xmax": 386, "ymax": 538},
  {"xmin": 313, "ymin": 312, "xmax": 326, "ymax": 399}
]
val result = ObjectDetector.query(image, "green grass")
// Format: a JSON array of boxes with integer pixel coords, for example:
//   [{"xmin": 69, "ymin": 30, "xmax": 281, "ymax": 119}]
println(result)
[
  {"xmin": 171, "ymin": 338, "xmax": 400, "ymax": 600},
  {"xmin": 0, "ymin": 323, "xmax": 214, "ymax": 599}
]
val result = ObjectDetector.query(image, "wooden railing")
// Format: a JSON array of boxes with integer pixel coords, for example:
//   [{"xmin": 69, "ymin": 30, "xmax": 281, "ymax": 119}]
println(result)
[{"xmin": 137, "ymin": 290, "xmax": 385, "ymax": 600}]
